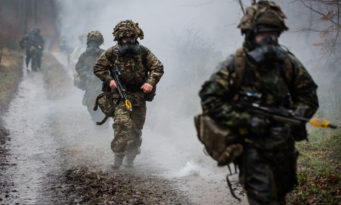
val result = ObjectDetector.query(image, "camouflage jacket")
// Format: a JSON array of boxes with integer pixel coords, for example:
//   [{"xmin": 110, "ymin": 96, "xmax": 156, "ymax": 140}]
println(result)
[
  {"xmin": 94, "ymin": 44, "xmax": 164, "ymax": 96},
  {"xmin": 76, "ymin": 46, "xmax": 104, "ymax": 82},
  {"xmin": 199, "ymin": 48, "xmax": 319, "ymax": 133}
]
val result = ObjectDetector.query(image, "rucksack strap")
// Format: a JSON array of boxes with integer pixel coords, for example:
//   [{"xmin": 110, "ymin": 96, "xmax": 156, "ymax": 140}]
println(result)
[
  {"xmin": 232, "ymin": 47, "xmax": 293, "ymax": 91},
  {"xmin": 282, "ymin": 54, "xmax": 294, "ymax": 87},
  {"xmin": 140, "ymin": 45, "xmax": 148, "ymax": 69},
  {"xmin": 105, "ymin": 45, "xmax": 148, "ymax": 68},
  {"xmin": 233, "ymin": 48, "xmax": 246, "ymax": 91}
]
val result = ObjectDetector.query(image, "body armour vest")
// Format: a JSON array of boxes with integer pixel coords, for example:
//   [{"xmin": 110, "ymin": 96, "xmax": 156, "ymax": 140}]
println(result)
[{"xmin": 109, "ymin": 45, "xmax": 148, "ymax": 92}]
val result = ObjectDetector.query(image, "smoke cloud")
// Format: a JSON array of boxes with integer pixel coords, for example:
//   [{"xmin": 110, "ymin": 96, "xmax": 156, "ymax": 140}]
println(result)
[{"xmin": 55, "ymin": 0, "xmax": 339, "ymax": 178}]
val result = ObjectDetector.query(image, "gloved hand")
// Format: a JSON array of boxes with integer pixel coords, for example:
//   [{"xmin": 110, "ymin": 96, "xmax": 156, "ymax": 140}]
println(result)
[
  {"xmin": 292, "ymin": 107, "xmax": 309, "ymax": 141},
  {"xmin": 293, "ymin": 107, "xmax": 309, "ymax": 118},
  {"xmin": 248, "ymin": 116, "xmax": 270, "ymax": 136}
]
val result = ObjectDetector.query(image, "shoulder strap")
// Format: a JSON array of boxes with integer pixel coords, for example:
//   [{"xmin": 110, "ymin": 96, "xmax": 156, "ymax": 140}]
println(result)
[
  {"xmin": 139, "ymin": 45, "xmax": 148, "ymax": 69},
  {"xmin": 105, "ymin": 45, "xmax": 148, "ymax": 69},
  {"xmin": 281, "ymin": 56, "xmax": 293, "ymax": 87},
  {"xmin": 232, "ymin": 47, "xmax": 294, "ymax": 90},
  {"xmin": 232, "ymin": 48, "xmax": 246, "ymax": 91},
  {"xmin": 104, "ymin": 46, "xmax": 117, "ymax": 66}
]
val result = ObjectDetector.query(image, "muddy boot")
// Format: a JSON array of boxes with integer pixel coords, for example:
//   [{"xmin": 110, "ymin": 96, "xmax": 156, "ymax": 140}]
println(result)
[
  {"xmin": 112, "ymin": 155, "xmax": 124, "ymax": 170},
  {"xmin": 125, "ymin": 154, "xmax": 136, "ymax": 168}
]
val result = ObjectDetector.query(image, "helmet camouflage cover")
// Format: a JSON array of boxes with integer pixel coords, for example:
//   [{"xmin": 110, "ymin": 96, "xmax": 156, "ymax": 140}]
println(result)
[
  {"xmin": 112, "ymin": 20, "xmax": 144, "ymax": 41},
  {"xmin": 87, "ymin": 30, "xmax": 104, "ymax": 45},
  {"xmin": 238, "ymin": 0, "xmax": 288, "ymax": 34}
]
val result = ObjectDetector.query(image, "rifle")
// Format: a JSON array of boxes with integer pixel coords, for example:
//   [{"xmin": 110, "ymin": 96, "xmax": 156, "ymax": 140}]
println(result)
[
  {"xmin": 108, "ymin": 66, "xmax": 132, "ymax": 112},
  {"xmin": 237, "ymin": 91, "xmax": 338, "ymax": 129}
]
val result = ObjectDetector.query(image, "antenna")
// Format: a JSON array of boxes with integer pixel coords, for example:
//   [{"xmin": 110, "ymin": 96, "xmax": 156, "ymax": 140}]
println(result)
[{"xmin": 238, "ymin": 0, "xmax": 245, "ymax": 14}]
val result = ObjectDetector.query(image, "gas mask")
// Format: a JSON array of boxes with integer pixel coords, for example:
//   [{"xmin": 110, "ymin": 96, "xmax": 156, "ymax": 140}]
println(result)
[
  {"xmin": 86, "ymin": 41, "xmax": 101, "ymax": 54},
  {"xmin": 118, "ymin": 38, "xmax": 140, "ymax": 56},
  {"xmin": 247, "ymin": 35, "xmax": 287, "ymax": 65}
]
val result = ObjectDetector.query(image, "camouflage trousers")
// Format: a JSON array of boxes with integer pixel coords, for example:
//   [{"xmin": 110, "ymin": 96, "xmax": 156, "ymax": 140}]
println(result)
[
  {"xmin": 237, "ymin": 125, "xmax": 298, "ymax": 205},
  {"xmin": 111, "ymin": 101, "xmax": 146, "ymax": 157}
]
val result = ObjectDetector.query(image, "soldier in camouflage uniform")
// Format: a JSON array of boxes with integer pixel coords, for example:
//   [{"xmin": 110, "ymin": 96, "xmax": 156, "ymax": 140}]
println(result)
[
  {"xmin": 19, "ymin": 28, "xmax": 44, "ymax": 71},
  {"xmin": 199, "ymin": 1, "xmax": 319, "ymax": 204},
  {"xmin": 94, "ymin": 20, "xmax": 164, "ymax": 169},
  {"xmin": 75, "ymin": 31, "xmax": 105, "ymax": 123}
]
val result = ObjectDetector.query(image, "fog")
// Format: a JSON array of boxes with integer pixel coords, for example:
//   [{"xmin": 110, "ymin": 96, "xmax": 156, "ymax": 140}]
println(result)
[
  {"xmin": 56, "ymin": 0, "xmax": 244, "ymax": 177},
  {"xmin": 1, "ymin": 0, "xmax": 339, "ymax": 204},
  {"xmin": 55, "ymin": 0, "xmax": 339, "ymax": 179}
]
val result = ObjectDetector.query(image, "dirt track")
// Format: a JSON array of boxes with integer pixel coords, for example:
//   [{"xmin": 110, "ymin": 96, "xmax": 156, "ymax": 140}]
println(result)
[{"xmin": 0, "ymin": 52, "xmax": 247, "ymax": 204}]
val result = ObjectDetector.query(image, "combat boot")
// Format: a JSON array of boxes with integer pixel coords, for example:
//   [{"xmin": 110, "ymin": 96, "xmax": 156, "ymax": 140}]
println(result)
[
  {"xmin": 112, "ymin": 155, "xmax": 124, "ymax": 170},
  {"xmin": 125, "ymin": 154, "xmax": 136, "ymax": 168}
]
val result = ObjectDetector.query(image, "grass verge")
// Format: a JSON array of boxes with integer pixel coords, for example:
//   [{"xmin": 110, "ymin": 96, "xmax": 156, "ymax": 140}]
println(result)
[
  {"xmin": 287, "ymin": 128, "xmax": 341, "ymax": 205},
  {"xmin": 0, "ymin": 48, "xmax": 22, "ymax": 113}
]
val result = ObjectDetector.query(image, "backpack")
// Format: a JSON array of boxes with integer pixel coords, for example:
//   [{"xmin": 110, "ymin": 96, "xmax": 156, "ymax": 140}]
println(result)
[{"xmin": 194, "ymin": 47, "xmax": 294, "ymax": 165}]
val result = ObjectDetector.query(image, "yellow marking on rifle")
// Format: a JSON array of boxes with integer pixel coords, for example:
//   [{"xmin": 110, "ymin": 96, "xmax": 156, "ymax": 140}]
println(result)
[
  {"xmin": 309, "ymin": 118, "xmax": 337, "ymax": 129},
  {"xmin": 125, "ymin": 100, "xmax": 132, "ymax": 111}
]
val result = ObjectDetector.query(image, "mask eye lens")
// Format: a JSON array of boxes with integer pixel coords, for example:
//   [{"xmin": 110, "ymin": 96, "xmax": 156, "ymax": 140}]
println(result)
[{"xmin": 121, "ymin": 37, "xmax": 135, "ymax": 44}]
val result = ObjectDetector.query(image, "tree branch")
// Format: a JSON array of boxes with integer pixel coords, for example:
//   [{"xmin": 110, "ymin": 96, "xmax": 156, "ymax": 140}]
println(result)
[{"xmin": 298, "ymin": 0, "xmax": 340, "ymax": 26}]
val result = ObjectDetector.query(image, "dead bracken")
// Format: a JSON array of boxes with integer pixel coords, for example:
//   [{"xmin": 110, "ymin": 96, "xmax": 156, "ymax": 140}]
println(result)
[{"xmin": 64, "ymin": 167, "xmax": 192, "ymax": 205}]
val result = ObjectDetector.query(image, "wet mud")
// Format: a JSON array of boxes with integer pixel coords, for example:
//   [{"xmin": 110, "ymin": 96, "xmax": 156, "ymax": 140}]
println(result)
[{"xmin": 0, "ymin": 126, "xmax": 13, "ymax": 204}]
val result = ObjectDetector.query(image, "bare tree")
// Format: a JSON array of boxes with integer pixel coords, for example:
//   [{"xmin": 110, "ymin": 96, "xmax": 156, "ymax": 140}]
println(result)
[
  {"xmin": 236, "ymin": 0, "xmax": 257, "ymax": 14},
  {"xmin": 238, "ymin": 0, "xmax": 246, "ymax": 14},
  {"xmin": 295, "ymin": 0, "xmax": 341, "ymax": 56},
  {"xmin": 295, "ymin": 0, "xmax": 341, "ymax": 120}
]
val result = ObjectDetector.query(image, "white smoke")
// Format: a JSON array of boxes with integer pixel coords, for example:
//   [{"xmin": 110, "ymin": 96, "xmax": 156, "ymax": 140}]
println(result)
[{"xmin": 54, "ymin": 0, "xmax": 339, "ymax": 177}]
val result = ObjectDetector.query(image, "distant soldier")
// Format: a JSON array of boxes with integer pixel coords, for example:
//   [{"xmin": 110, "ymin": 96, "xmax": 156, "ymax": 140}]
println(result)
[
  {"xmin": 0, "ymin": 46, "xmax": 2, "ymax": 65},
  {"xmin": 19, "ymin": 28, "xmax": 44, "ymax": 71},
  {"xmin": 198, "ymin": 1, "xmax": 319, "ymax": 204},
  {"xmin": 94, "ymin": 20, "xmax": 164, "ymax": 169},
  {"xmin": 75, "ymin": 31, "xmax": 105, "ymax": 123}
]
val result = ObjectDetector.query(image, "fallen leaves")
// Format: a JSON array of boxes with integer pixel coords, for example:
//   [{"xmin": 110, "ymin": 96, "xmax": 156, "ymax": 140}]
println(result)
[
  {"xmin": 63, "ymin": 167, "xmax": 191, "ymax": 205},
  {"xmin": 287, "ymin": 131, "xmax": 341, "ymax": 205}
]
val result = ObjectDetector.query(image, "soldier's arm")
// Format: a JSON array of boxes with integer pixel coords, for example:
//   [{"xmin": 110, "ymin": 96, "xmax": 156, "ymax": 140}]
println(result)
[
  {"xmin": 75, "ymin": 53, "xmax": 91, "ymax": 79},
  {"xmin": 75, "ymin": 53, "xmax": 85, "ymax": 74},
  {"xmin": 93, "ymin": 49, "xmax": 113, "ymax": 84},
  {"xmin": 143, "ymin": 47, "xmax": 164, "ymax": 87},
  {"xmin": 199, "ymin": 57, "xmax": 250, "ymax": 127},
  {"xmin": 289, "ymin": 54, "xmax": 319, "ymax": 118},
  {"xmin": 39, "ymin": 36, "xmax": 45, "ymax": 49}
]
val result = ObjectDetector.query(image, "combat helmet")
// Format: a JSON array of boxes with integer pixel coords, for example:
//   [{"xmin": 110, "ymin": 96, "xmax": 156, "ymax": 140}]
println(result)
[
  {"xmin": 238, "ymin": 0, "xmax": 288, "ymax": 35},
  {"xmin": 112, "ymin": 20, "xmax": 144, "ymax": 41},
  {"xmin": 87, "ymin": 31, "xmax": 104, "ymax": 45}
]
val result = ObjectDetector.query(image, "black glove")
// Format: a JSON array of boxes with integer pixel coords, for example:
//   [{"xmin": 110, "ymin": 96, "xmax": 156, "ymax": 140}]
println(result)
[
  {"xmin": 248, "ymin": 116, "xmax": 270, "ymax": 136},
  {"xmin": 292, "ymin": 107, "xmax": 309, "ymax": 141},
  {"xmin": 293, "ymin": 107, "xmax": 309, "ymax": 118}
]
